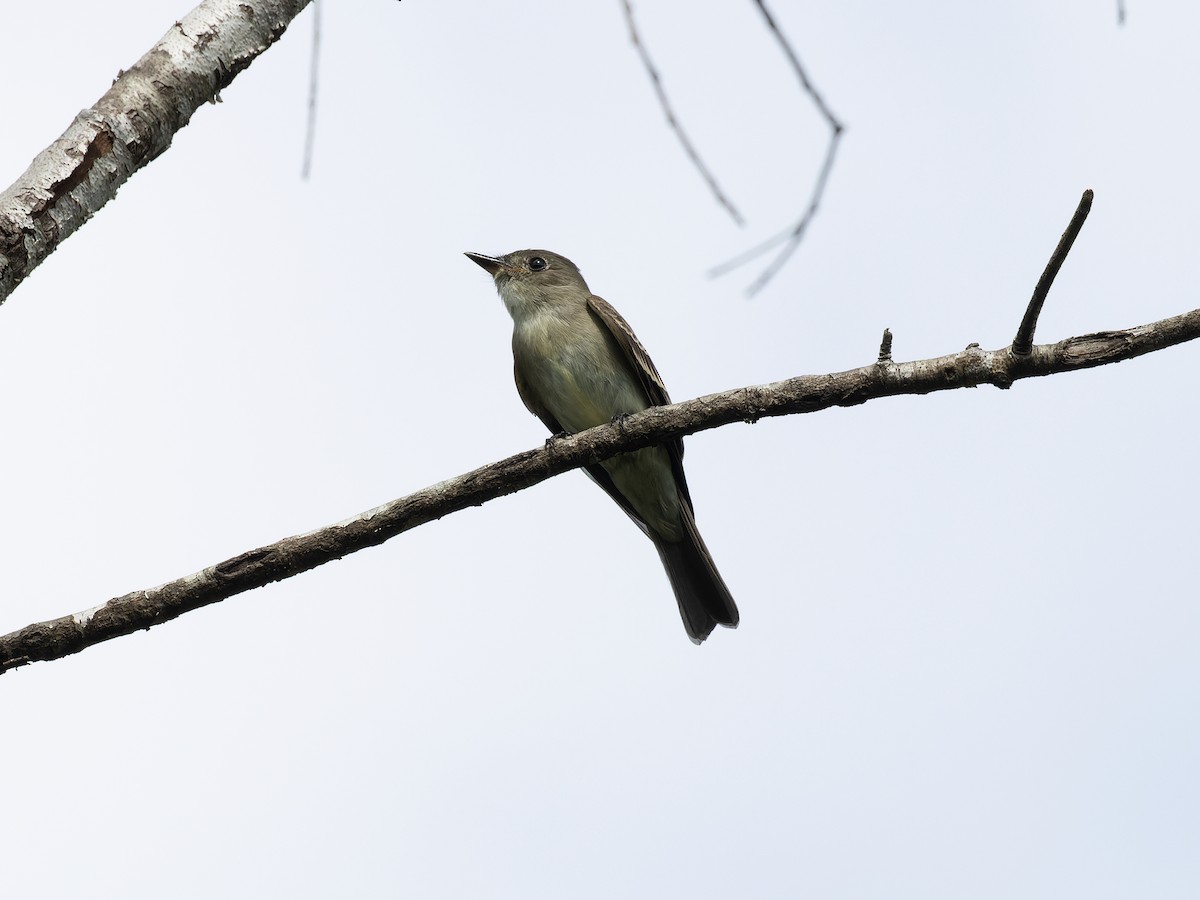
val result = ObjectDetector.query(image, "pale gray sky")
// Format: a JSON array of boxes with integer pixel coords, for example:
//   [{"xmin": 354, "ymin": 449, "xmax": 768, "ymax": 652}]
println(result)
[{"xmin": 2, "ymin": 2, "xmax": 1198, "ymax": 898}]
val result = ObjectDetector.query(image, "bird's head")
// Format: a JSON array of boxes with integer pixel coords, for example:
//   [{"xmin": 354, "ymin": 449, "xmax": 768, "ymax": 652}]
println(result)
[{"xmin": 465, "ymin": 249, "xmax": 589, "ymax": 316}]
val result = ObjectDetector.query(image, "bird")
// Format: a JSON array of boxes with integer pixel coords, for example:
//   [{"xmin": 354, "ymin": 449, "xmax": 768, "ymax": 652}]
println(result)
[{"xmin": 465, "ymin": 249, "xmax": 739, "ymax": 643}]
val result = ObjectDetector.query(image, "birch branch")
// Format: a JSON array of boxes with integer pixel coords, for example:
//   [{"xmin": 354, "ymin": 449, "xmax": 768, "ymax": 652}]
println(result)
[
  {"xmin": 0, "ymin": 0, "xmax": 311, "ymax": 305},
  {"xmin": 2, "ymin": 302, "xmax": 1197, "ymax": 673}
]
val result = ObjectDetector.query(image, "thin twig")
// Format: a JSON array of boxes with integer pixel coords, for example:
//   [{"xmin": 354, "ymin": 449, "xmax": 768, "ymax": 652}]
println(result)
[
  {"xmin": 1012, "ymin": 189, "xmax": 1094, "ymax": 355},
  {"xmin": 712, "ymin": 0, "xmax": 844, "ymax": 295},
  {"xmin": 1117, "ymin": 1, "xmax": 1126, "ymax": 26},
  {"xmin": 620, "ymin": 0, "xmax": 744, "ymax": 225},
  {"xmin": 753, "ymin": 0, "xmax": 842, "ymax": 131},
  {"xmin": 300, "ymin": 0, "xmax": 321, "ymax": 179},
  {"xmin": 4, "ymin": 301, "xmax": 1199, "ymax": 673}
]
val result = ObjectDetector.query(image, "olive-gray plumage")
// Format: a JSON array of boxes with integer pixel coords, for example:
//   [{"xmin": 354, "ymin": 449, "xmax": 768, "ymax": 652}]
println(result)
[{"xmin": 465, "ymin": 249, "xmax": 738, "ymax": 643}]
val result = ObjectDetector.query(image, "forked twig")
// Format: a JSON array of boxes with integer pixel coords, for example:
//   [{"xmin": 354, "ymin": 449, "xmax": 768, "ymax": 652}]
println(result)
[{"xmin": 711, "ymin": 0, "xmax": 844, "ymax": 295}]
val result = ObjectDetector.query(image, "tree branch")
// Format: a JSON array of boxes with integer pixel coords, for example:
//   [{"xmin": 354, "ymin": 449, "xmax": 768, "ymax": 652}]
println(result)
[
  {"xmin": 0, "ymin": 0, "xmax": 311, "ymax": 305},
  {"xmin": 3, "ymin": 302, "xmax": 1197, "ymax": 674}
]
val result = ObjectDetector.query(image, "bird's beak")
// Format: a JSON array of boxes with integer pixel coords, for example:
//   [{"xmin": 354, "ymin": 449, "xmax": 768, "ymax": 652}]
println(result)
[{"xmin": 464, "ymin": 252, "xmax": 507, "ymax": 277}]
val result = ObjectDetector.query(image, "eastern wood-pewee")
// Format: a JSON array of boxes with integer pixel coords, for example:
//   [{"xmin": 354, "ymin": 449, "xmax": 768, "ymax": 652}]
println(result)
[{"xmin": 466, "ymin": 249, "xmax": 739, "ymax": 643}]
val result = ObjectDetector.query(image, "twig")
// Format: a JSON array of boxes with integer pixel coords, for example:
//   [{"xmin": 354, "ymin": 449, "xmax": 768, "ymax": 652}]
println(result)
[
  {"xmin": 1117, "ymin": 1, "xmax": 1126, "ymax": 26},
  {"xmin": 753, "ymin": 0, "xmax": 842, "ymax": 130},
  {"xmin": 4, "ymin": 301, "xmax": 1199, "ymax": 673},
  {"xmin": 711, "ymin": 0, "xmax": 844, "ymax": 295},
  {"xmin": 1012, "ymin": 189, "xmax": 1093, "ymax": 356},
  {"xmin": 620, "ymin": 0, "xmax": 744, "ymax": 226},
  {"xmin": 300, "ymin": 0, "xmax": 321, "ymax": 180}
]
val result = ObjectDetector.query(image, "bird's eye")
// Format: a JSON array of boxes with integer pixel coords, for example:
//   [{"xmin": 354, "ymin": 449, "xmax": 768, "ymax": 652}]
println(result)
[{"xmin": 528, "ymin": 256, "xmax": 547, "ymax": 271}]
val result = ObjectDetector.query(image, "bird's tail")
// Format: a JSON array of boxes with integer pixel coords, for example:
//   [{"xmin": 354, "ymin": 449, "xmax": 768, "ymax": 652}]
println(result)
[{"xmin": 654, "ymin": 506, "xmax": 740, "ymax": 644}]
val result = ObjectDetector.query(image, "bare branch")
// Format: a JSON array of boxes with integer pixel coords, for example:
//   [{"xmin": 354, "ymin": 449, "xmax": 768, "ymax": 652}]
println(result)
[
  {"xmin": 301, "ymin": 0, "xmax": 321, "ymax": 180},
  {"xmin": 620, "ymin": 0, "xmax": 744, "ymax": 226},
  {"xmin": 1012, "ymin": 189, "xmax": 1094, "ymax": 356},
  {"xmin": 0, "ymin": 0, "xmax": 312, "ymax": 305},
  {"xmin": 4, "ymin": 302, "xmax": 1197, "ymax": 674}
]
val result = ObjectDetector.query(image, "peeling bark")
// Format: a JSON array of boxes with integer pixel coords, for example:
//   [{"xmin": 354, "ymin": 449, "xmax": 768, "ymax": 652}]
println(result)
[{"xmin": 0, "ymin": 0, "xmax": 311, "ymax": 304}]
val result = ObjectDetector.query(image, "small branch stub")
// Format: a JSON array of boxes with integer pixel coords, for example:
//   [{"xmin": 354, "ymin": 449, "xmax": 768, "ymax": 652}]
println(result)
[{"xmin": 877, "ymin": 328, "xmax": 893, "ymax": 364}]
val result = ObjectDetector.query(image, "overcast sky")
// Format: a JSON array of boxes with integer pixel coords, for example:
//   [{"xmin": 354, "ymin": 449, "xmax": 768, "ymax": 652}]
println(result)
[{"xmin": 2, "ymin": 2, "xmax": 1198, "ymax": 898}]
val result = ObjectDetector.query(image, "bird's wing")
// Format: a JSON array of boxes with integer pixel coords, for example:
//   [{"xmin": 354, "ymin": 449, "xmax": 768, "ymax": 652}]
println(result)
[
  {"xmin": 586, "ymin": 294, "xmax": 672, "ymax": 407},
  {"xmin": 585, "ymin": 294, "xmax": 693, "ymax": 510}
]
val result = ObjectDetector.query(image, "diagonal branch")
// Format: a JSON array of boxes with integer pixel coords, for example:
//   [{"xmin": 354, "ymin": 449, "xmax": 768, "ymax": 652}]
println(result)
[
  {"xmin": 3, "ymin": 301, "xmax": 1198, "ymax": 674},
  {"xmin": 620, "ymin": 0, "xmax": 744, "ymax": 225},
  {"xmin": 0, "ymin": 0, "xmax": 312, "ymax": 305}
]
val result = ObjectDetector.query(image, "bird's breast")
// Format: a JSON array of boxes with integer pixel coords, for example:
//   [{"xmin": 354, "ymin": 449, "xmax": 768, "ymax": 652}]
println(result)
[{"xmin": 513, "ymin": 309, "xmax": 648, "ymax": 433}]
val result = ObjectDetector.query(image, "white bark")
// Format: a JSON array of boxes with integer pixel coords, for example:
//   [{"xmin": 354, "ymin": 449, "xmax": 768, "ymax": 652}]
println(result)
[{"xmin": 0, "ymin": 0, "xmax": 311, "ymax": 304}]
